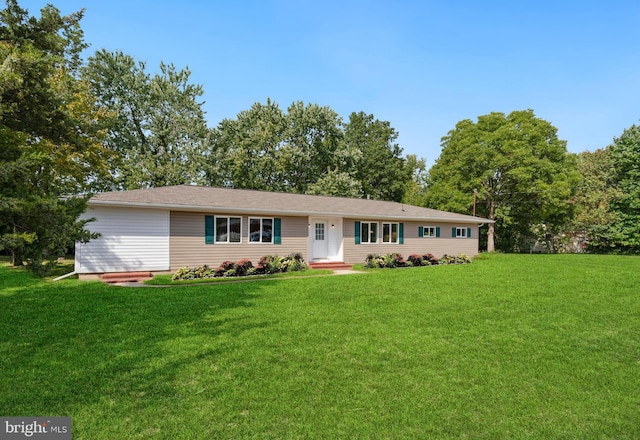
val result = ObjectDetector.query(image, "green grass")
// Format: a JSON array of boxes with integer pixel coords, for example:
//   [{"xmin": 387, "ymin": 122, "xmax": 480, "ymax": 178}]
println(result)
[{"xmin": 1, "ymin": 254, "xmax": 639, "ymax": 439}]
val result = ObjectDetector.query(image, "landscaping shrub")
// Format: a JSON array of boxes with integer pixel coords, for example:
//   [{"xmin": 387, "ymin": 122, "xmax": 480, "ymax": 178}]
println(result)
[
  {"xmin": 407, "ymin": 254, "xmax": 424, "ymax": 267},
  {"xmin": 280, "ymin": 253, "xmax": 308, "ymax": 272},
  {"xmin": 257, "ymin": 255, "xmax": 282, "ymax": 274},
  {"xmin": 215, "ymin": 261, "xmax": 235, "ymax": 277},
  {"xmin": 423, "ymin": 253, "xmax": 438, "ymax": 265},
  {"xmin": 172, "ymin": 266, "xmax": 195, "ymax": 281},
  {"xmin": 234, "ymin": 259, "xmax": 254, "ymax": 276},
  {"xmin": 194, "ymin": 265, "xmax": 214, "ymax": 278},
  {"xmin": 390, "ymin": 253, "xmax": 405, "ymax": 267}
]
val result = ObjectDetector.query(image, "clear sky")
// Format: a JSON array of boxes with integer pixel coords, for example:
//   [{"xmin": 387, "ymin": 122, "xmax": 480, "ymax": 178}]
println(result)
[{"xmin": 17, "ymin": 0, "xmax": 640, "ymax": 166}]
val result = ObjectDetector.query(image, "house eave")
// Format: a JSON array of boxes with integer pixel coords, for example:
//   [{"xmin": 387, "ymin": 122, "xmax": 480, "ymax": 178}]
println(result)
[{"xmin": 88, "ymin": 200, "xmax": 492, "ymax": 224}]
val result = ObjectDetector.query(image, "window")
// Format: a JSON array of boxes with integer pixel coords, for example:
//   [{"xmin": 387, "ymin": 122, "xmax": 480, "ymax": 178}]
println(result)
[
  {"xmin": 382, "ymin": 222, "xmax": 399, "ymax": 243},
  {"xmin": 215, "ymin": 217, "xmax": 241, "ymax": 243},
  {"xmin": 454, "ymin": 227, "xmax": 472, "ymax": 238},
  {"xmin": 315, "ymin": 223, "xmax": 325, "ymax": 241},
  {"xmin": 360, "ymin": 221, "xmax": 378, "ymax": 244},
  {"xmin": 249, "ymin": 218, "xmax": 273, "ymax": 243},
  {"xmin": 421, "ymin": 226, "xmax": 440, "ymax": 238}
]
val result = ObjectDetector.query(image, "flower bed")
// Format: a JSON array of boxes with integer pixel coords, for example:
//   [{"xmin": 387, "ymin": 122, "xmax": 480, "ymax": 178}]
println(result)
[
  {"xmin": 364, "ymin": 253, "xmax": 471, "ymax": 268},
  {"xmin": 172, "ymin": 253, "xmax": 308, "ymax": 281}
]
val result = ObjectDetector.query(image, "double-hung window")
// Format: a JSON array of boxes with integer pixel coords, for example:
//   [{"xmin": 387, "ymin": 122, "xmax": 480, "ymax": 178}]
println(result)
[
  {"xmin": 215, "ymin": 216, "xmax": 241, "ymax": 243},
  {"xmin": 420, "ymin": 226, "xmax": 439, "ymax": 238},
  {"xmin": 382, "ymin": 222, "xmax": 399, "ymax": 244},
  {"xmin": 249, "ymin": 218, "xmax": 273, "ymax": 243},
  {"xmin": 454, "ymin": 227, "xmax": 472, "ymax": 238},
  {"xmin": 360, "ymin": 222, "xmax": 378, "ymax": 244}
]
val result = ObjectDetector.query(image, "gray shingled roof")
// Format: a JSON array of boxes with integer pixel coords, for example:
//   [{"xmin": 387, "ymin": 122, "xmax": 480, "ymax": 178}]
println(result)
[{"xmin": 89, "ymin": 185, "xmax": 490, "ymax": 223}]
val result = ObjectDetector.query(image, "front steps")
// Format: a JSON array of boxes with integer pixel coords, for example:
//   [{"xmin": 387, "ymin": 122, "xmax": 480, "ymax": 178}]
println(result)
[
  {"xmin": 308, "ymin": 261, "xmax": 353, "ymax": 271},
  {"xmin": 100, "ymin": 272, "xmax": 153, "ymax": 283}
]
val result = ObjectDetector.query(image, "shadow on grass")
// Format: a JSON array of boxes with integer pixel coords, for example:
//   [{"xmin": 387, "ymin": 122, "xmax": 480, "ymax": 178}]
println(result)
[{"xmin": 0, "ymin": 268, "xmax": 270, "ymax": 418}]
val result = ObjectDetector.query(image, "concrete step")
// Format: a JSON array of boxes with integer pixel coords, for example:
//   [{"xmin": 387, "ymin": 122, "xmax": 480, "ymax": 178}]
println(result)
[
  {"xmin": 308, "ymin": 261, "xmax": 353, "ymax": 271},
  {"xmin": 100, "ymin": 272, "xmax": 153, "ymax": 283}
]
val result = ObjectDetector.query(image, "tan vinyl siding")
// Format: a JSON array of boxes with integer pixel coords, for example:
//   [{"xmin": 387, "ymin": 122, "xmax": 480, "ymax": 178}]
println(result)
[
  {"xmin": 343, "ymin": 219, "xmax": 479, "ymax": 264},
  {"xmin": 170, "ymin": 211, "xmax": 309, "ymax": 270}
]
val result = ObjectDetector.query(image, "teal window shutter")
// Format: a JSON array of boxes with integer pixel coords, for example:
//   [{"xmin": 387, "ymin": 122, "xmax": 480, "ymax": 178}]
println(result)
[
  {"xmin": 418, "ymin": 226, "xmax": 424, "ymax": 238},
  {"xmin": 355, "ymin": 221, "xmax": 361, "ymax": 245},
  {"xmin": 274, "ymin": 218, "xmax": 282, "ymax": 244},
  {"xmin": 467, "ymin": 227, "xmax": 472, "ymax": 238},
  {"xmin": 399, "ymin": 223, "xmax": 404, "ymax": 244},
  {"xmin": 452, "ymin": 227, "xmax": 456, "ymax": 238},
  {"xmin": 205, "ymin": 215, "xmax": 214, "ymax": 244},
  {"xmin": 436, "ymin": 227, "xmax": 441, "ymax": 238}
]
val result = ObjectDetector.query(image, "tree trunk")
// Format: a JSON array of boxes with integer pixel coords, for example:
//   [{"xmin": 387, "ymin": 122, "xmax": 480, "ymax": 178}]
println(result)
[{"xmin": 487, "ymin": 198, "xmax": 495, "ymax": 252}]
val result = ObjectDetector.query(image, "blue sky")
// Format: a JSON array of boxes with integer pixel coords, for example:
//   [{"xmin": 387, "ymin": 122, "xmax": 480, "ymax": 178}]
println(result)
[{"xmin": 19, "ymin": 0, "xmax": 640, "ymax": 166}]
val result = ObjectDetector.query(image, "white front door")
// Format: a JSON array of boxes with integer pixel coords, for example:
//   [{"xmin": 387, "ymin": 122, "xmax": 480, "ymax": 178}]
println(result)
[{"xmin": 312, "ymin": 220, "xmax": 329, "ymax": 260}]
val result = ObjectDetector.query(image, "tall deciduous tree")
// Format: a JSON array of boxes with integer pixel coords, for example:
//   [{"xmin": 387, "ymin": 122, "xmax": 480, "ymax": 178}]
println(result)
[
  {"xmin": 344, "ymin": 111, "xmax": 411, "ymax": 202},
  {"xmin": 587, "ymin": 124, "xmax": 640, "ymax": 253},
  {"xmin": 0, "ymin": 0, "xmax": 105, "ymax": 274},
  {"xmin": 425, "ymin": 110, "xmax": 579, "ymax": 252},
  {"xmin": 84, "ymin": 49, "xmax": 209, "ymax": 189},
  {"xmin": 207, "ymin": 99, "xmax": 287, "ymax": 190},
  {"xmin": 571, "ymin": 149, "xmax": 619, "ymax": 244},
  {"xmin": 207, "ymin": 99, "xmax": 357, "ymax": 195}
]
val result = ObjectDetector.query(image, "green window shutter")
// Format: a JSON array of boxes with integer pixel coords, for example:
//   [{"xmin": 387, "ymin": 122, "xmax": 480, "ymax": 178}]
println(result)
[
  {"xmin": 452, "ymin": 227, "xmax": 456, "ymax": 238},
  {"xmin": 436, "ymin": 227, "xmax": 441, "ymax": 238},
  {"xmin": 418, "ymin": 226, "xmax": 424, "ymax": 238},
  {"xmin": 274, "ymin": 218, "xmax": 282, "ymax": 244},
  {"xmin": 467, "ymin": 227, "xmax": 472, "ymax": 238},
  {"xmin": 399, "ymin": 223, "xmax": 404, "ymax": 244},
  {"xmin": 355, "ymin": 221, "xmax": 361, "ymax": 245},
  {"xmin": 205, "ymin": 215, "xmax": 215, "ymax": 244}
]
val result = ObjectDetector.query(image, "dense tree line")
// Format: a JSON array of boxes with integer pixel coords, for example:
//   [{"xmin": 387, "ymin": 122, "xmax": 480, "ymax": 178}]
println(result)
[{"xmin": 2, "ymin": 0, "xmax": 640, "ymax": 276}]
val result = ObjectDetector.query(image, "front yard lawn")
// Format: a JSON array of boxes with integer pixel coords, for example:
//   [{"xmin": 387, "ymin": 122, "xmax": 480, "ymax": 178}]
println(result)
[{"xmin": 1, "ymin": 254, "xmax": 638, "ymax": 439}]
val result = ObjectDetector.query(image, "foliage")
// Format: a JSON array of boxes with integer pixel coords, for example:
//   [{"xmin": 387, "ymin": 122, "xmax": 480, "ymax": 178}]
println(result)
[
  {"xmin": 214, "ymin": 260, "xmax": 235, "ymax": 277},
  {"xmin": 402, "ymin": 154, "xmax": 429, "ymax": 206},
  {"xmin": 206, "ymin": 101, "xmax": 422, "ymax": 201},
  {"xmin": 279, "ymin": 253, "xmax": 307, "ymax": 273},
  {"xmin": 407, "ymin": 254, "xmax": 424, "ymax": 266},
  {"xmin": 586, "ymin": 124, "xmax": 640, "ymax": 253},
  {"xmin": 0, "ymin": 0, "xmax": 106, "ymax": 274},
  {"xmin": 257, "ymin": 255, "xmax": 282, "ymax": 275},
  {"xmin": 439, "ymin": 254, "xmax": 472, "ymax": 265},
  {"xmin": 172, "ymin": 266, "xmax": 194, "ymax": 281},
  {"xmin": 365, "ymin": 252, "xmax": 464, "ymax": 268},
  {"xmin": 425, "ymin": 110, "xmax": 580, "ymax": 252},
  {"xmin": 305, "ymin": 169, "xmax": 363, "ymax": 198},
  {"xmin": 422, "ymin": 253, "xmax": 439, "ymax": 265},
  {"xmin": 172, "ymin": 254, "xmax": 307, "ymax": 280},
  {"xmin": 83, "ymin": 49, "xmax": 209, "ymax": 189},
  {"xmin": 345, "ymin": 111, "xmax": 412, "ymax": 202},
  {"xmin": 233, "ymin": 259, "xmax": 253, "ymax": 277}
]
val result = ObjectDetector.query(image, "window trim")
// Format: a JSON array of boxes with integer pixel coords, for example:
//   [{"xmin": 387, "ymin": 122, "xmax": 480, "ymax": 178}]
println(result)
[
  {"xmin": 360, "ymin": 221, "xmax": 378, "ymax": 244},
  {"xmin": 421, "ymin": 226, "xmax": 439, "ymax": 238},
  {"xmin": 382, "ymin": 222, "xmax": 399, "ymax": 244},
  {"xmin": 454, "ymin": 227, "xmax": 471, "ymax": 238},
  {"xmin": 249, "ymin": 217, "xmax": 274, "ymax": 244},
  {"xmin": 215, "ymin": 216, "xmax": 242, "ymax": 244}
]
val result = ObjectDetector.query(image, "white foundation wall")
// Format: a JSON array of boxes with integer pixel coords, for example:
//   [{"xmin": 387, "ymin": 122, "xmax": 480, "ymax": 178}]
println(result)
[{"xmin": 75, "ymin": 206, "xmax": 170, "ymax": 273}]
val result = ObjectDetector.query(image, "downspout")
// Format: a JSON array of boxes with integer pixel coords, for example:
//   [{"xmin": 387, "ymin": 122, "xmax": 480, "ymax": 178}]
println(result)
[{"xmin": 53, "ymin": 271, "xmax": 77, "ymax": 282}]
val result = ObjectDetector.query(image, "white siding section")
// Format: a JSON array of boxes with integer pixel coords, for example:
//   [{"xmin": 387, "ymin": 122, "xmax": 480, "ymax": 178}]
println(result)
[{"xmin": 75, "ymin": 206, "xmax": 170, "ymax": 273}]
